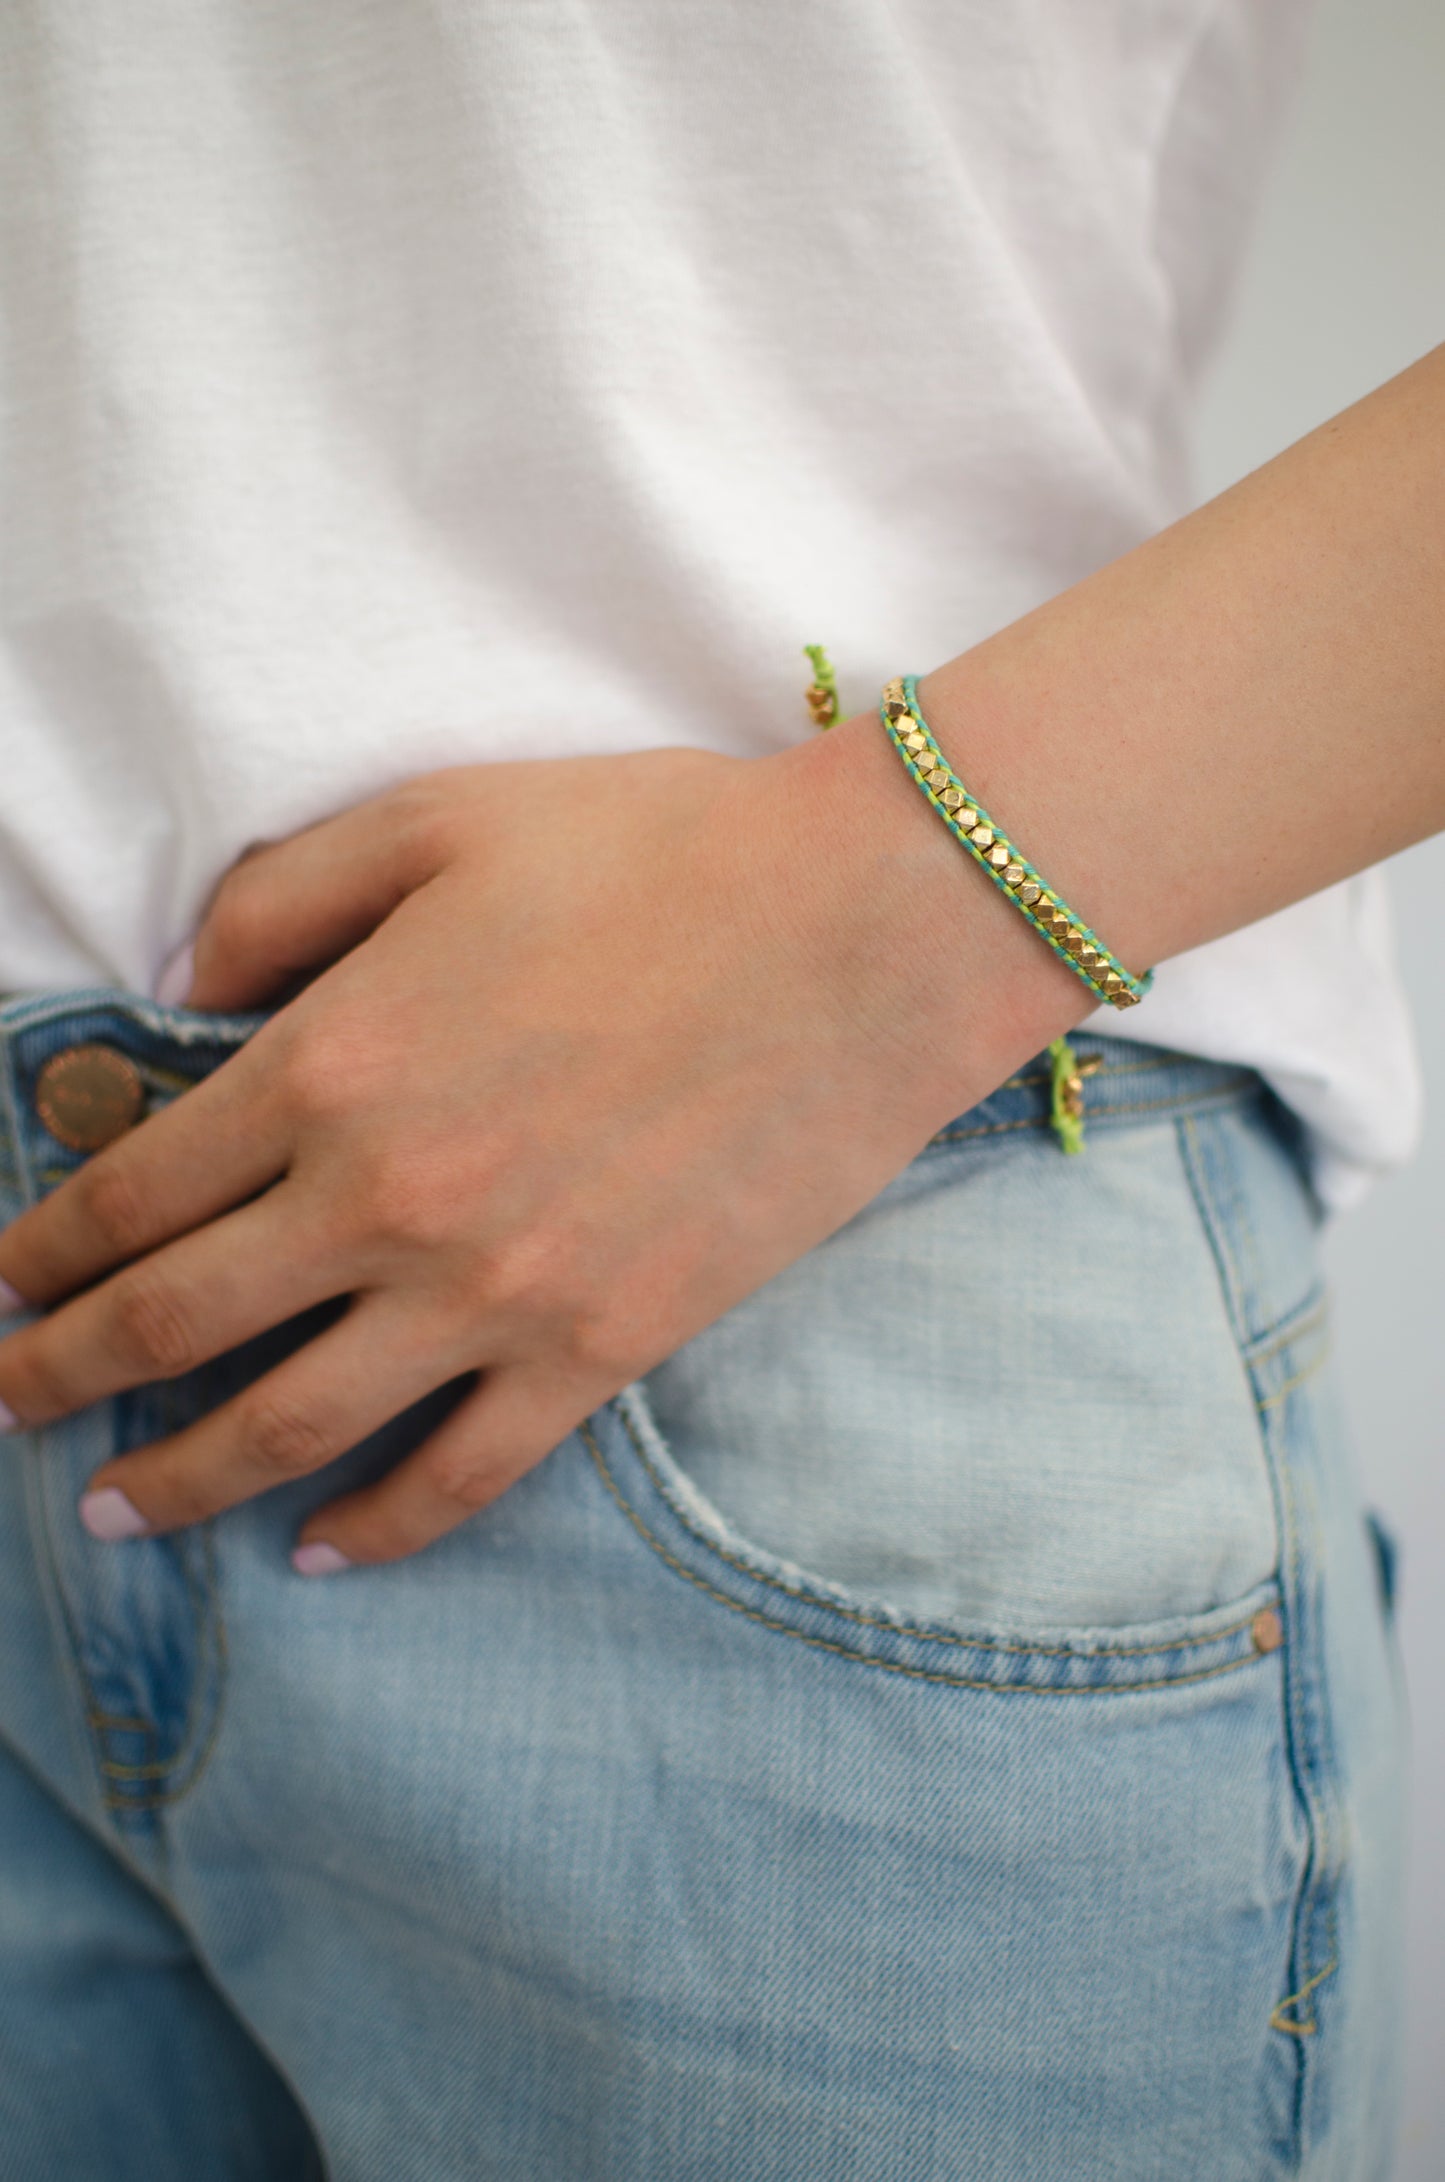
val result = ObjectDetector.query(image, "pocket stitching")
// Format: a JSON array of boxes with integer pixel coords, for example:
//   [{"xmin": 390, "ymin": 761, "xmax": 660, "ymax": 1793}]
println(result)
[
  {"xmin": 582, "ymin": 1420, "xmax": 1271, "ymax": 1695},
  {"xmin": 1244, "ymin": 1294, "xmax": 1328, "ymax": 1371},
  {"xmin": 587, "ymin": 1403, "xmax": 1272, "ymax": 1669},
  {"xmin": 1177, "ymin": 1109, "xmax": 1342, "ymax": 2063},
  {"xmin": 1258, "ymin": 1347, "xmax": 1330, "ymax": 1412}
]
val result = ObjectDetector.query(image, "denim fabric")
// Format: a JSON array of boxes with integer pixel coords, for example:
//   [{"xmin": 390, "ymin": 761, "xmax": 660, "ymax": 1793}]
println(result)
[{"xmin": 0, "ymin": 992, "xmax": 1406, "ymax": 2180}]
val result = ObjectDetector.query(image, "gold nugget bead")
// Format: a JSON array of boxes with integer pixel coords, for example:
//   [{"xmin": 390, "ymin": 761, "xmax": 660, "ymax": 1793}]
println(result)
[{"xmin": 878, "ymin": 676, "xmax": 1154, "ymax": 1012}]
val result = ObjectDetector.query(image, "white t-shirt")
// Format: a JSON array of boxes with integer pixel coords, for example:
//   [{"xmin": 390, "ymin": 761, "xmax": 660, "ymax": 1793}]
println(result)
[{"xmin": 0, "ymin": 2, "xmax": 1420, "ymax": 1206}]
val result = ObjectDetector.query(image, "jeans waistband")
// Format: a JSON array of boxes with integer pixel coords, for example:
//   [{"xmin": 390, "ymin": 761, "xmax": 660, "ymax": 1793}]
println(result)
[
  {"xmin": 940, "ymin": 1035, "xmax": 1265, "ymax": 1149},
  {"xmin": 0, "ymin": 989, "xmax": 264, "ymax": 1201},
  {"xmin": 0, "ymin": 986, "xmax": 1264, "ymax": 1202}
]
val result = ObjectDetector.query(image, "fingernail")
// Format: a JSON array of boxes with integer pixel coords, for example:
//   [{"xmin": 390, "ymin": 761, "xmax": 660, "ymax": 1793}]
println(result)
[
  {"xmin": 0, "ymin": 1398, "xmax": 19, "ymax": 1434},
  {"xmin": 79, "ymin": 1487, "xmax": 152, "ymax": 1541},
  {"xmin": 154, "ymin": 940, "xmax": 195, "ymax": 1009},
  {"xmin": 0, "ymin": 1277, "xmax": 28, "ymax": 1319},
  {"xmin": 291, "ymin": 1540, "xmax": 350, "ymax": 1577}
]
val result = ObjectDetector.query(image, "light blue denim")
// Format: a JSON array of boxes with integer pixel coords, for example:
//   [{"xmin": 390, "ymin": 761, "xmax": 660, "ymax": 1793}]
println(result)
[{"xmin": 0, "ymin": 991, "xmax": 1406, "ymax": 2180}]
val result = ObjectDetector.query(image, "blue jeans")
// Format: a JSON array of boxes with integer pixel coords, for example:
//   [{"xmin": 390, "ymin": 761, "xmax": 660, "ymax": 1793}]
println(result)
[{"xmin": 0, "ymin": 992, "xmax": 1406, "ymax": 2180}]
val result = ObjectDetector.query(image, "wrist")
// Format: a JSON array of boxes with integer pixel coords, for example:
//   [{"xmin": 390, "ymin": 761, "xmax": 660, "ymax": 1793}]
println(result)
[
  {"xmin": 756, "ymin": 708, "xmax": 1091, "ymax": 1136},
  {"xmin": 915, "ymin": 641, "xmax": 1168, "ymax": 980}
]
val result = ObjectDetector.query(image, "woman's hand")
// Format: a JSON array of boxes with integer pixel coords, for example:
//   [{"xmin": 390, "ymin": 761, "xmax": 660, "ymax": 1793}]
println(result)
[{"xmin": 0, "ymin": 724, "xmax": 1073, "ymax": 1569}]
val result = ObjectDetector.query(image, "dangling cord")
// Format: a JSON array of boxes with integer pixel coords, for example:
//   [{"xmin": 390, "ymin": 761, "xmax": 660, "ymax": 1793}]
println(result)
[
  {"xmin": 803, "ymin": 644, "xmax": 842, "ymax": 729},
  {"xmin": 1047, "ymin": 1037, "xmax": 1086, "ymax": 1154},
  {"xmin": 803, "ymin": 645, "xmax": 1090, "ymax": 1153}
]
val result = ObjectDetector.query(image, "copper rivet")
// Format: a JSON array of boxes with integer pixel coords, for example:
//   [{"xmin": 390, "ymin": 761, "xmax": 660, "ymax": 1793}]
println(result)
[
  {"xmin": 35, "ymin": 1045, "xmax": 146, "ymax": 1153},
  {"xmin": 1252, "ymin": 1607, "xmax": 1284, "ymax": 1655}
]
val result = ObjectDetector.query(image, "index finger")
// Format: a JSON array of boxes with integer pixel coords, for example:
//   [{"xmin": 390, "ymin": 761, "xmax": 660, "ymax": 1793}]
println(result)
[{"xmin": 0, "ymin": 1026, "xmax": 291, "ymax": 1311}]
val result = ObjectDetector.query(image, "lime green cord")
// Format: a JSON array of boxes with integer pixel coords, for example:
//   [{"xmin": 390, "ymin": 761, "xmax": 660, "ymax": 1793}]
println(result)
[
  {"xmin": 803, "ymin": 644, "xmax": 843, "ymax": 728},
  {"xmin": 1047, "ymin": 1036, "xmax": 1086, "ymax": 1155},
  {"xmin": 804, "ymin": 646, "xmax": 1087, "ymax": 1152}
]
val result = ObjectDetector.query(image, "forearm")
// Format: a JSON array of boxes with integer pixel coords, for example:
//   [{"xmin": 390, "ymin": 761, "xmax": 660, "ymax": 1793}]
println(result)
[
  {"xmin": 805, "ymin": 342, "xmax": 1445, "ymax": 1078},
  {"xmin": 8, "ymin": 357, "xmax": 1440, "ymax": 1562}
]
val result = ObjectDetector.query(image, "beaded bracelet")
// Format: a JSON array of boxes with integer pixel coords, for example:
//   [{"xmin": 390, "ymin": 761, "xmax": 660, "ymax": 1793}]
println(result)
[{"xmin": 880, "ymin": 676, "xmax": 1152, "ymax": 1011}]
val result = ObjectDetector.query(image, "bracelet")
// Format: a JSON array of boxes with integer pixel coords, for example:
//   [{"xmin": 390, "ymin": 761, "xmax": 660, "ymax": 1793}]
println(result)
[{"xmin": 880, "ymin": 676, "xmax": 1152, "ymax": 1011}]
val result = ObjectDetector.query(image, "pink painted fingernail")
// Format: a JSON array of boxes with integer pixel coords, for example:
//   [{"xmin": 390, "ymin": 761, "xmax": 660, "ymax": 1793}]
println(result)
[
  {"xmin": 0, "ymin": 1277, "xmax": 27, "ymax": 1319},
  {"xmin": 291, "ymin": 1540, "xmax": 350, "ymax": 1577},
  {"xmin": 79, "ymin": 1487, "xmax": 152, "ymax": 1541},
  {"xmin": 0, "ymin": 1398, "xmax": 19, "ymax": 1434},
  {"xmin": 154, "ymin": 940, "xmax": 195, "ymax": 1008}
]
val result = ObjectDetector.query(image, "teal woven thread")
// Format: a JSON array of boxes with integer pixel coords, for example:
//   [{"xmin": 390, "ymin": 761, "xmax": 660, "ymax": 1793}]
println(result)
[{"xmin": 881, "ymin": 676, "xmax": 1152, "ymax": 1011}]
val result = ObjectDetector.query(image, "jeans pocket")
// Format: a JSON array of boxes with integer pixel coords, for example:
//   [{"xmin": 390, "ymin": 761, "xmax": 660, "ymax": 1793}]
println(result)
[{"xmin": 630, "ymin": 1107, "xmax": 1291, "ymax": 1646}]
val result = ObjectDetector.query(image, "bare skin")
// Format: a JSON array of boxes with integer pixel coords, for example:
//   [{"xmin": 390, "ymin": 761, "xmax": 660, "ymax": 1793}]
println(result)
[{"xmin": 0, "ymin": 346, "xmax": 1442, "ymax": 1569}]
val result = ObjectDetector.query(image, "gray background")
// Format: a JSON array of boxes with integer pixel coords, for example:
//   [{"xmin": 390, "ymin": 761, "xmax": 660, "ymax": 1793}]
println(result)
[{"xmin": 1194, "ymin": 0, "xmax": 1443, "ymax": 2171}]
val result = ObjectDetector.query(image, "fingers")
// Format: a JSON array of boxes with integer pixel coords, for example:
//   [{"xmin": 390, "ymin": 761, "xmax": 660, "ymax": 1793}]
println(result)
[
  {"xmin": 187, "ymin": 782, "xmax": 463, "ymax": 1012},
  {"xmin": 292, "ymin": 1367, "xmax": 597, "ymax": 1569},
  {"xmin": 77, "ymin": 1298, "xmax": 460, "ymax": 1536},
  {"xmin": 0, "ymin": 1032, "xmax": 290, "ymax": 1311},
  {"xmin": 0, "ymin": 1183, "xmax": 340, "ymax": 1429}
]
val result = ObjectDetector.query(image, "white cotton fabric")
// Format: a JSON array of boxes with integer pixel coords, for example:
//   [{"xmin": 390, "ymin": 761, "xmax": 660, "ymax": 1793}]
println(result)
[{"xmin": 0, "ymin": 1, "xmax": 1420, "ymax": 1204}]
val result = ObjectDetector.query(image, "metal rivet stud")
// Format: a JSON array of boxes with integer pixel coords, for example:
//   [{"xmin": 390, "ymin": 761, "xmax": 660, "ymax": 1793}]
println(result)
[{"xmin": 34, "ymin": 1045, "xmax": 146, "ymax": 1153}]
